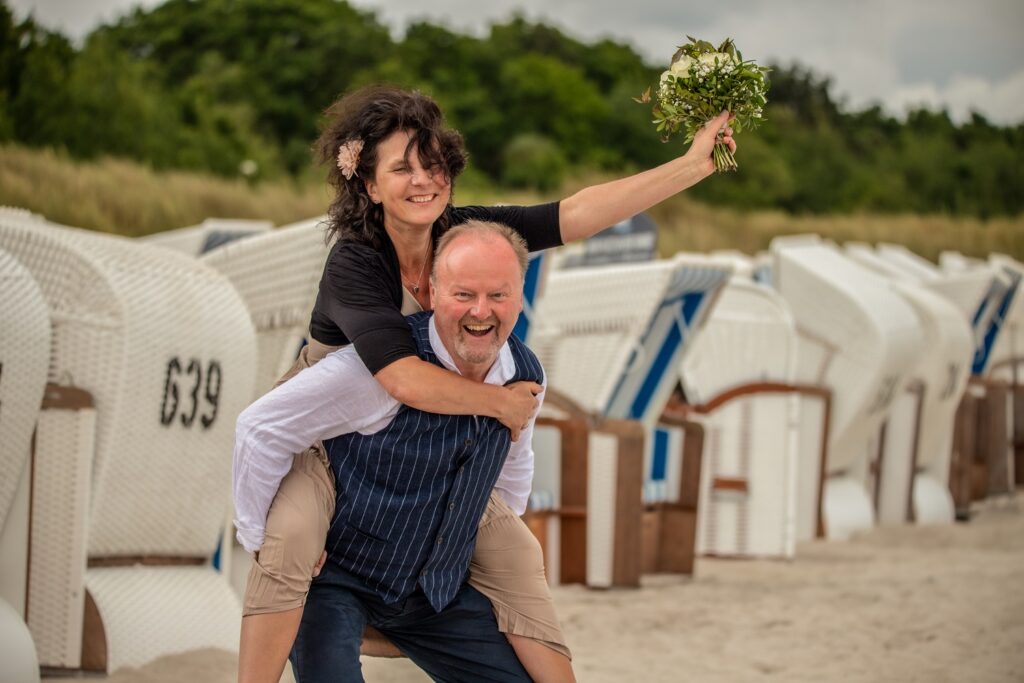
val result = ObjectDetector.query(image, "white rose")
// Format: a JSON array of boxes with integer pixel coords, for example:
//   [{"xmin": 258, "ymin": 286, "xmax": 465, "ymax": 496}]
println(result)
[
  {"xmin": 670, "ymin": 56, "xmax": 695, "ymax": 75},
  {"xmin": 698, "ymin": 52, "xmax": 732, "ymax": 68},
  {"xmin": 660, "ymin": 55, "xmax": 694, "ymax": 88}
]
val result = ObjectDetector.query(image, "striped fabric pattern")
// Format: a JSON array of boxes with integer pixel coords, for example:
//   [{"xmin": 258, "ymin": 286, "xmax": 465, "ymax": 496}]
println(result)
[{"xmin": 323, "ymin": 312, "xmax": 544, "ymax": 611}]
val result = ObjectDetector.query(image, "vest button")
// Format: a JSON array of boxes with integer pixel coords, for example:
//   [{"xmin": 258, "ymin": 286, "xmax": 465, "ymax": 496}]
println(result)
[
  {"xmin": 449, "ymin": 503, "xmax": 455, "ymax": 511},
  {"xmin": 464, "ymin": 438, "xmax": 472, "ymax": 447},
  {"xmin": 436, "ymin": 536, "xmax": 443, "ymax": 545}
]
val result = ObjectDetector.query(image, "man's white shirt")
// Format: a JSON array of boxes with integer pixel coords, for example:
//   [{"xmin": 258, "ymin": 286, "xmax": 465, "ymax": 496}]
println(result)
[{"xmin": 232, "ymin": 315, "xmax": 544, "ymax": 553}]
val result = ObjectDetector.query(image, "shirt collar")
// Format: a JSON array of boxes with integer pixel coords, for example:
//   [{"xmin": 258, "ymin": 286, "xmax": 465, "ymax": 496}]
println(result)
[{"xmin": 428, "ymin": 315, "xmax": 515, "ymax": 385}]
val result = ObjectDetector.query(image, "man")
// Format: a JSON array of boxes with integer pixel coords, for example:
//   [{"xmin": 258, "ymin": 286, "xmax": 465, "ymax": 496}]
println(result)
[{"xmin": 233, "ymin": 220, "xmax": 543, "ymax": 682}]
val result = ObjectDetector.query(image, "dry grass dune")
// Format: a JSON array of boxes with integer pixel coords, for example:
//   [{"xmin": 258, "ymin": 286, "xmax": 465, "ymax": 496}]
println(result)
[{"xmin": 3, "ymin": 145, "xmax": 1022, "ymax": 262}]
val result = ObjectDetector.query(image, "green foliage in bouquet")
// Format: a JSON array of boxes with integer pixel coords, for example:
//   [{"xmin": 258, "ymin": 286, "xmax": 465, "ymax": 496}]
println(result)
[{"xmin": 639, "ymin": 37, "xmax": 770, "ymax": 171}]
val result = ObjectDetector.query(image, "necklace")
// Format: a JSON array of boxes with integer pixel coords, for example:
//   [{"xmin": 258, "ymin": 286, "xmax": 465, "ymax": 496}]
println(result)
[{"xmin": 402, "ymin": 237, "xmax": 431, "ymax": 295}]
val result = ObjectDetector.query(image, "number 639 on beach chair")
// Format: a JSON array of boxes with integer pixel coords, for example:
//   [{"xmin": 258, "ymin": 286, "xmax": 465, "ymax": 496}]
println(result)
[{"xmin": 0, "ymin": 216, "xmax": 257, "ymax": 675}]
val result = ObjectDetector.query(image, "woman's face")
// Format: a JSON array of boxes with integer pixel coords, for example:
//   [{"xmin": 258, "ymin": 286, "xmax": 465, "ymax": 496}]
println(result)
[{"xmin": 365, "ymin": 129, "xmax": 451, "ymax": 233}]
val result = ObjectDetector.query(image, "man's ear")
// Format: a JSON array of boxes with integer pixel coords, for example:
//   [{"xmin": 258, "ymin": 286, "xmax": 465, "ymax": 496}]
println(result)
[{"xmin": 429, "ymin": 281, "xmax": 437, "ymax": 309}]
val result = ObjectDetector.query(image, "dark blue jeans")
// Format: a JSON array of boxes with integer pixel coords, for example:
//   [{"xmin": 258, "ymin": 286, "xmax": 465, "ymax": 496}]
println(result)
[{"xmin": 289, "ymin": 562, "xmax": 532, "ymax": 682}]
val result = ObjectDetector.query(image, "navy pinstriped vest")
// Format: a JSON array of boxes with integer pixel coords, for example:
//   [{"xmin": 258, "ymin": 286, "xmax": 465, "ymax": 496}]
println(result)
[{"xmin": 322, "ymin": 312, "xmax": 544, "ymax": 611}]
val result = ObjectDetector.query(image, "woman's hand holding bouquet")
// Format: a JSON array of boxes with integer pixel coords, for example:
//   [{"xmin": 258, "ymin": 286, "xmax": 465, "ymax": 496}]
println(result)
[{"xmin": 640, "ymin": 37, "xmax": 770, "ymax": 172}]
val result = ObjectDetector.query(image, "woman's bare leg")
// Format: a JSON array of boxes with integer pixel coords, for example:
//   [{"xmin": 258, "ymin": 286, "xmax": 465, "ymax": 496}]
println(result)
[
  {"xmin": 508, "ymin": 635, "xmax": 577, "ymax": 683},
  {"xmin": 238, "ymin": 609, "xmax": 303, "ymax": 683}
]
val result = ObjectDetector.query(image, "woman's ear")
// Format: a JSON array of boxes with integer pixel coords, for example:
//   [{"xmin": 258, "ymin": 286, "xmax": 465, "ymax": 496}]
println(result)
[{"xmin": 364, "ymin": 178, "xmax": 380, "ymax": 204}]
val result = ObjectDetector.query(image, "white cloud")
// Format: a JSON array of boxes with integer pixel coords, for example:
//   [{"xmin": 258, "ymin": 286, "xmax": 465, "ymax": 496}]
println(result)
[
  {"xmin": 932, "ymin": 70, "xmax": 1024, "ymax": 124},
  {"xmin": 7, "ymin": 0, "xmax": 1024, "ymax": 123}
]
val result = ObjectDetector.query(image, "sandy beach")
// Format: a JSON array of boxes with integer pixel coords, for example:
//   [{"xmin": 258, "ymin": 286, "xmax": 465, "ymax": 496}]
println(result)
[{"xmin": 63, "ymin": 495, "xmax": 1023, "ymax": 683}]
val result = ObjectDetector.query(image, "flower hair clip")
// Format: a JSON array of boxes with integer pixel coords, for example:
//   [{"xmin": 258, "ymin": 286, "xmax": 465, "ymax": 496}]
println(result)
[{"xmin": 336, "ymin": 138, "xmax": 364, "ymax": 180}]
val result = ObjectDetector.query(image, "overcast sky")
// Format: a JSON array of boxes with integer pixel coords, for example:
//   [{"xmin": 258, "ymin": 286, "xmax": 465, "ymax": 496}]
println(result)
[{"xmin": 10, "ymin": 0, "xmax": 1024, "ymax": 124}]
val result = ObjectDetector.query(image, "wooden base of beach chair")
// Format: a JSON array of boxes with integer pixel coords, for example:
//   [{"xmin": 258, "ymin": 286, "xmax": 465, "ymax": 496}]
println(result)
[
  {"xmin": 951, "ymin": 380, "xmax": 1014, "ymax": 518},
  {"xmin": 526, "ymin": 399, "xmax": 644, "ymax": 589},
  {"xmin": 641, "ymin": 414, "xmax": 704, "ymax": 575},
  {"xmin": 1014, "ymin": 385, "xmax": 1024, "ymax": 487},
  {"xmin": 974, "ymin": 380, "xmax": 1007, "ymax": 498},
  {"xmin": 538, "ymin": 418, "xmax": 644, "ymax": 588},
  {"xmin": 968, "ymin": 378, "xmax": 1013, "ymax": 499},
  {"xmin": 951, "ymin": 393, "xmax": 978, "ymax": 519}
]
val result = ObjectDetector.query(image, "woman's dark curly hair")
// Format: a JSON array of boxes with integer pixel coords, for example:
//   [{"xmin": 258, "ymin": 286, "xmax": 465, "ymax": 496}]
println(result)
[{"xmin": 314, "ymin": 85, "xmax": 468, "ymax": 247}]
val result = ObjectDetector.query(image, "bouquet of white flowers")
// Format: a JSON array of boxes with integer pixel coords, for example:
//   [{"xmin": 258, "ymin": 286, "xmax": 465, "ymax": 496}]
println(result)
[{"xmin": 639, "ymin": 37, "xmax": 769, "ymax": 172}]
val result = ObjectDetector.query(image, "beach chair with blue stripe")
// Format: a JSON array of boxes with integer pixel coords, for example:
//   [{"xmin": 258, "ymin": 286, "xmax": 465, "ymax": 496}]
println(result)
[
  {"xmin": 527, "ymin": 255, "xmax": 731, "ymax": 587},
  {"xmin": 511, "ymin": 249, "xmax": 553, "ymax": 344},
  {"xmin": 0, "ymin": 246, "xmax": 50, "ymax": 683},
  {"xmin": 772, "ymin": 236, "xmax": 925, "ymax": 541},
  {"xmin": 676, "ymin": 277, "xmax": 812, "ymax": 559},
  {"xmin": 0, "ymin": 216, "xmax": 257, "ymax": 675},
  {"xmin": 980, "ymin": 255, "xmax": 1024, "ymax": 494},
  {"xmin": 845, "ymin": 244, "xmax": 973, "ymax": 526},
  {"xmin": 881, "ymin": 246, "xmax": 1020, "ymax": 509},
  {"xmin": 140, "ymin": 218, "xmax": 272, "ymax": 255}
]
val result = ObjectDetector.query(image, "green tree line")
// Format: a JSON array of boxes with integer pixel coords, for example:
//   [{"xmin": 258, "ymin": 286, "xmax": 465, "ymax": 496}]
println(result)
[{"xmin": 1, "ymin": 0, "xmax": 1021, "ymax": 216}]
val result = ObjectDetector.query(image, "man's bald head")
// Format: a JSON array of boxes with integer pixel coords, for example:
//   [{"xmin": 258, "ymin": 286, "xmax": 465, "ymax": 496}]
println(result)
[{"xmin": 431, "ymin": 220, "xmax": 529, "ymax": 285}]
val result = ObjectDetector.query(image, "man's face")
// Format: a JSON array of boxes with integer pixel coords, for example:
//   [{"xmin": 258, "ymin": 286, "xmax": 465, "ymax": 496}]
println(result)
[{"xmin": 430, "ymin": 235, "xmax": 523, "ymax": 378}]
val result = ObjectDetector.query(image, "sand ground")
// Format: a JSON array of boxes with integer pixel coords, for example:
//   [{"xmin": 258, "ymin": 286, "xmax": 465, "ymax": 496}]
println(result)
[{"xmin": 55, "ymin": 495, "xmax": 1024, "ymax": 682}]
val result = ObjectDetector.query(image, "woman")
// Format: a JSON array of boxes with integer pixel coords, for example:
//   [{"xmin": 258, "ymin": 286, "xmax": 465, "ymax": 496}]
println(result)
[{"xmin": 235, "ymin": 85, "xmax": 735, "ymax": 683}]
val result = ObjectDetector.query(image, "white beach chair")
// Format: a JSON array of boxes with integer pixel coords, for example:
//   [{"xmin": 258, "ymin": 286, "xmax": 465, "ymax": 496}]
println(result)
[
  {"xmin": 0, "ymin": 247, "xmax": 49, "ymax": 683},
  {"xmin": 879, "ymin": 245, "xmax": 1010, "ymax": 374},
  {"xmin": 511, "ymin": 250, "xmax": 553, "ymax": 344},
  {"xmin": 772, "ymin": 236, "xmax": 924, "ymax": 541},
  {"xmin": 0, "ymin": 216, "xmax": 257, "ymax": 674},
  {"xmin": 982, "ymin": 255, "xmax": 1024, "ymax": 381},
  {"xmin": 201, "ymin": 216, "xmax": 329, "ymax": 400},
  {"xmin": 199, "ymin": 217, "xmax": 330, "ymax": 598},
  {"xmin": 677, "ymin": 278, "xmax": 807, "ymax": 558},
  {"xmin": 845, "ymin": 244, "xmax": 974, "ymax": 525},
  {"xmin": 527, "ymin": 255, "xmax": 731, "ymax": 586},
  {"xmin": 880, "ymin": 246, "xmax": 1020, "ymax": 505},
  {"xmin": 140, "ymin": 218, "xmax": 272, "ymax": 255},
  {"xmin": 980, "ymin": 255, "xmax": 1024, "ymax": 493}
]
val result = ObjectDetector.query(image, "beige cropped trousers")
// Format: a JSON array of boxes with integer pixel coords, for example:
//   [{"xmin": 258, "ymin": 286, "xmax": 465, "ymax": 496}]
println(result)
[{"xmin": 241, "ymin": 341, "xmax": 569, "ymax": 658}]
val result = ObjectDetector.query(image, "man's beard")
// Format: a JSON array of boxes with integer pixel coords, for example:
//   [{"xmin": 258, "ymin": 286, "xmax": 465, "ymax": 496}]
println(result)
[{"xmin": 453, "ymin": 314, "xmax": 501, "ymax": 365}]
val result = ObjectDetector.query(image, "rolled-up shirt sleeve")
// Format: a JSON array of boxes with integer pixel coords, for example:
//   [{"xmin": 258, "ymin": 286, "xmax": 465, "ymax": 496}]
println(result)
[
  {"xmin": 232, "ymin": 347, "xmax": 396, "ymax": 552},
  {"xmin": 493, "ymin": 375, "xmax": 547, "ymax": 516}
]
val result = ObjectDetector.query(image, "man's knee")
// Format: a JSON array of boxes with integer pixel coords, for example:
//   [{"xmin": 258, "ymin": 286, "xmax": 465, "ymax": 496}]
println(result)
[{"xmin": 291, "ymin": 577, "xmax": 366, "ymax": 681}]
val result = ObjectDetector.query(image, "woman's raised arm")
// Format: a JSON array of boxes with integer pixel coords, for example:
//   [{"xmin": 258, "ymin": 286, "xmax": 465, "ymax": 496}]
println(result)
[{"xmin": 559, "ymin": 110, "xmax": 735, "ymax": 244}]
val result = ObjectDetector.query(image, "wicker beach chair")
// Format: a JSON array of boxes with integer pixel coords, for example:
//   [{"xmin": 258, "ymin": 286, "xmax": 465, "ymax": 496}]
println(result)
[
  {"xmin": 981, "ymin": 255, "xmax": 1024, "ymax": 494},
  {"xmin": 511, "ymin": 249, "xmax": 553, "ymax": 344},
  {"xmin": 882, "ymin": 247, "xmax": 1020, "ymax": 508},
  {"xmin": 200, "ymin": 216, "xmax": 328, "ymax": 401},
  {"xmin": 845, "ymin": 245, "xmax": 974, "ymax": 525},
  {"xmin": 526, "ymin": 255, "xmax": 731, "ymax": 586},
  {"xmin": 771, "ymin": 236, "xmax": 925, "ymax": 541},
  {"xmin": 199, "ymin": 217, "xmax": 330, "ymax": 598},
  {"xmin": 677, "ymin": 277, "xmax": 812, "ymax": 558},
  {"xmin": 140, "ymin": 218, "xmax": 272, "ymax": 255},
  {"xmin": 0, "ymin": 216, "xmax": 257, "ymax": 674},
  {"xmin": 0, "ymin": 247, "xmax": 49, "ymax": 683}
]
